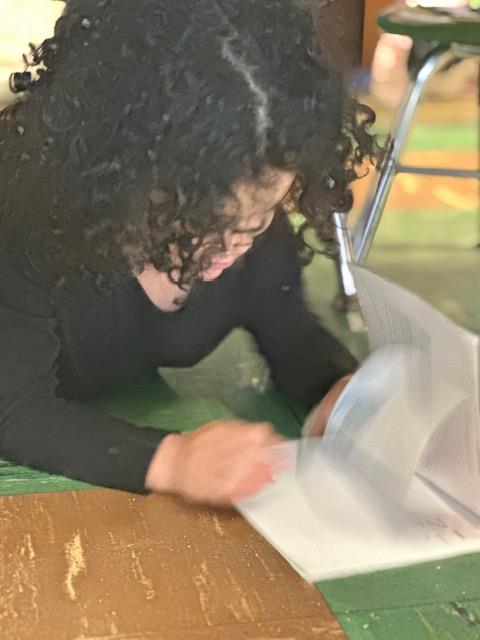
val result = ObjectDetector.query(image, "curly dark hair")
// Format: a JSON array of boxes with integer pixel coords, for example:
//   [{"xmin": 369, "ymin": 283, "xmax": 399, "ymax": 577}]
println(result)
[{"xmin": 0, "ymin": 0, "xmax": 376, "ymax": 286}]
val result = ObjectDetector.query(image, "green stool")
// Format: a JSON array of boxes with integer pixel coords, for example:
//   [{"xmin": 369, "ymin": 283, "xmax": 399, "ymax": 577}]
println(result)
[{"xmin": 336, "ymin": 5, "xmax": 480, "ymax": 282}]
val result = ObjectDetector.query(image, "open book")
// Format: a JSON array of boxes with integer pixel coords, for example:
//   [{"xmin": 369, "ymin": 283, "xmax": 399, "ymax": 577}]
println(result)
[{"xmin": 237, "ymin": 266, "xmax": 480, "ymax": 582}]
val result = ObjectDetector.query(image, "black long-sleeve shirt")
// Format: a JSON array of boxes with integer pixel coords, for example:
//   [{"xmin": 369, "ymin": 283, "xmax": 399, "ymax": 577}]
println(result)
[{"xmin": 0, "ymin": 215, "xmax": 356, "ymax": 493}]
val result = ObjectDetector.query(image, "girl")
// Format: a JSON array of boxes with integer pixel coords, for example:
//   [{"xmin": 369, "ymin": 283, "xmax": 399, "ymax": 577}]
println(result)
[{"xmin": 0, "ymin": 0, "xmax": 375, "ymax": 506}]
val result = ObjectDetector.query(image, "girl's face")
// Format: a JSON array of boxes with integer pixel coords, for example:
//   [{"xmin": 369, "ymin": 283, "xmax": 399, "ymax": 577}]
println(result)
[{"xmin": 200, "ymin": 168, "xmax": 297, "ymax": 281}]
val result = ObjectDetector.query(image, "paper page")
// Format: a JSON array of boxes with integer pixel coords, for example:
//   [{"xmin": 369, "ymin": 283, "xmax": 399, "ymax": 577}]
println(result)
[
  {"xmin": 351, "ymin": 267, "xmax": 480, "ymax": 516},
  {"xmin": 237, "ymin": 268, "xmax": 480, "ymax": 581},
  {"xmin": 299, "ymin": 346, "xmax": 467, "ymax": 530},
  {"xmin": 238, "ymin": 441, "xmax": 480, "ymax": 582}
]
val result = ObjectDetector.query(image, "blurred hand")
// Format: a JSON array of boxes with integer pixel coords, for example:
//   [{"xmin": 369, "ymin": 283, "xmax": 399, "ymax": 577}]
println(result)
[
  {"xmin": 145, "ymin": 420, "xmax": 288, "ymax": 506},
  {"xmin": 304, "ymin": 374, "xmax": 354, "ymax": 438}
]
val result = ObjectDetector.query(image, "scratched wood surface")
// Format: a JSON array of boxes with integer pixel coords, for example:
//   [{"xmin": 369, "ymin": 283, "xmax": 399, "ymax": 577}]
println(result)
[{"xmin": 0, "ymin": 488, "xmax": 345, "ymax": 640}]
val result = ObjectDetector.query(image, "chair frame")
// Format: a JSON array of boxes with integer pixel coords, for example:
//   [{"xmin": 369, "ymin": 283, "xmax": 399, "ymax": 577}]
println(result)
[{"xmin": 334, "ymin": 42, "xmax": 480, "ymax": 307}]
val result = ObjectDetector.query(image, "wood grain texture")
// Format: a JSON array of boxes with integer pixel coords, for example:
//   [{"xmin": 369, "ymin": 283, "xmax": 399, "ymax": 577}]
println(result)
[{"xmin": 0, "ymin": 488, "xmax": 344, "ymax": 640}]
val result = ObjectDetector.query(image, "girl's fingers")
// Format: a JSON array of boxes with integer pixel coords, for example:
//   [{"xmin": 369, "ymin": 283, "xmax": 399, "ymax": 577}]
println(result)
[{"xmin": 228, "ymin": 463, "xmax": 275, "ymax": 502}]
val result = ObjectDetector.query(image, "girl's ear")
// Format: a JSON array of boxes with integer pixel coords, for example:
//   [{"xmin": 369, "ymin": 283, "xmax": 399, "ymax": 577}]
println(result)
[{"xmin": 280, "ymin": 176, "xmax": 304, "ymax": 214}]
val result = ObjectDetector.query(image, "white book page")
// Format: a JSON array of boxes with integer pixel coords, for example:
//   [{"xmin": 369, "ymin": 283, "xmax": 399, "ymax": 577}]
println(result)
[
  {"xmin": 238, "ymin": 441, "xmax": 480, "ymax": 582},
  {"xmin": 351, "ymin": 267, "xmax": 480, "ymax": 516},
  {"xmin": 237, "ymin": 268, "xmax": 480, "ymax": 581}
]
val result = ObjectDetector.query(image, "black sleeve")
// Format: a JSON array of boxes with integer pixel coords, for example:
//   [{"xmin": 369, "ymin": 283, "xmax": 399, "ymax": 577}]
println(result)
[
  {"xmin": 237, "ymin": 215, "xmax": 357, "ymax": 408},
  {"xmin": 0, "ymin": 253, "xmax": 168, "ymax": 494}
]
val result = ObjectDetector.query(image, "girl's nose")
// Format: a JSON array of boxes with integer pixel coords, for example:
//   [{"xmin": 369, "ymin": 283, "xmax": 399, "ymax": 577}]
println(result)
[{"xmin": 224, "ymin": 232, "xmax": 252, "ymax": 252}]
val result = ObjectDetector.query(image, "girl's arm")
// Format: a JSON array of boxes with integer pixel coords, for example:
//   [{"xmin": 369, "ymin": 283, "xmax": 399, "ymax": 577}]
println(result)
[
  {"xmin": 0, "ymin": 309, "xmax": 283, "ymax": 501},
  {"xmin": 239, "ymin": 214, "xmax": 357, "ymax": 408},
  {"xmin": 0, "ymin": 305, "xmax": 169, "ymax": 493}
]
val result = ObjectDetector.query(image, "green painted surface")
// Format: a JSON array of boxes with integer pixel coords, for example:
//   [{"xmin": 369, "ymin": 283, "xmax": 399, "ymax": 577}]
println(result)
[
  {"xmin": 371, "ymin": 123, "xmax": 477, "ymax": 152},
  {"xmin": 372, "ymin": 210, "xmax": 478, "ymax": 248},
  {"xmin": 0, "ymin": 460, "xmax": 91, "ymax": 496},
  {"xmin": 407, "ymin": 124, "xmax": 478, "ymax": 152},
  {"xmin": 339, "ymin": 600, "xmax": 480, "ymax": 640},
  {"xmin": 368, "ymin": 210, "xmax": 480, "ymax": 335},
  {"xmin": 320, "ymin": 554, "xmax": 480, "ymax": 613},
  {"xmin": 379, "ymin": 8, "xmax": 480, "ymax": 47}
]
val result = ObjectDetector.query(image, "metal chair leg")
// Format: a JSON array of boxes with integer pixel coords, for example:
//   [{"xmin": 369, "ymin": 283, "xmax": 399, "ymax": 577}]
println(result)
[
  {"xmin": 352, "ymin": 46, "xmax": 456, "ymax": 264},
  {"xmin": 477, "ymin": 61, "xmax": 480, "ymax": 249},
  {"xmin": 332, "ymin": 212, "xmax": 368, "ymax": 333},
  {"xmin": 332, "ymin": 211, "xmax": 357, "ymax": 310}
]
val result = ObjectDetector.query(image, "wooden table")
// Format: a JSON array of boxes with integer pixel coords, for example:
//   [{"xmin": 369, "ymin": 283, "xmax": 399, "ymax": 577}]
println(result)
[{"xmin": 0, "ymin": 488, "xmax": 345, "ymax": 640}]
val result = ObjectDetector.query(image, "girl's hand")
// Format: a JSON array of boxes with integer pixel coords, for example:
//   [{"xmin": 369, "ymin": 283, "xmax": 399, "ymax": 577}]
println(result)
[
  {"xmin": 145, "ymin": 420, "xmax": 288, "ymax": 506},
  {"xmin": 304, "ymin": 374, "xmax": 354, "ymax": 438}
]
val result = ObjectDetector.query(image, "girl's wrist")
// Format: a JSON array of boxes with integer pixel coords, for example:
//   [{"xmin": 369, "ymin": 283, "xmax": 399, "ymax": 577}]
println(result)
[{"xmin": 145, "ymin": 432, "xmax": 183, "ymax": 493}]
